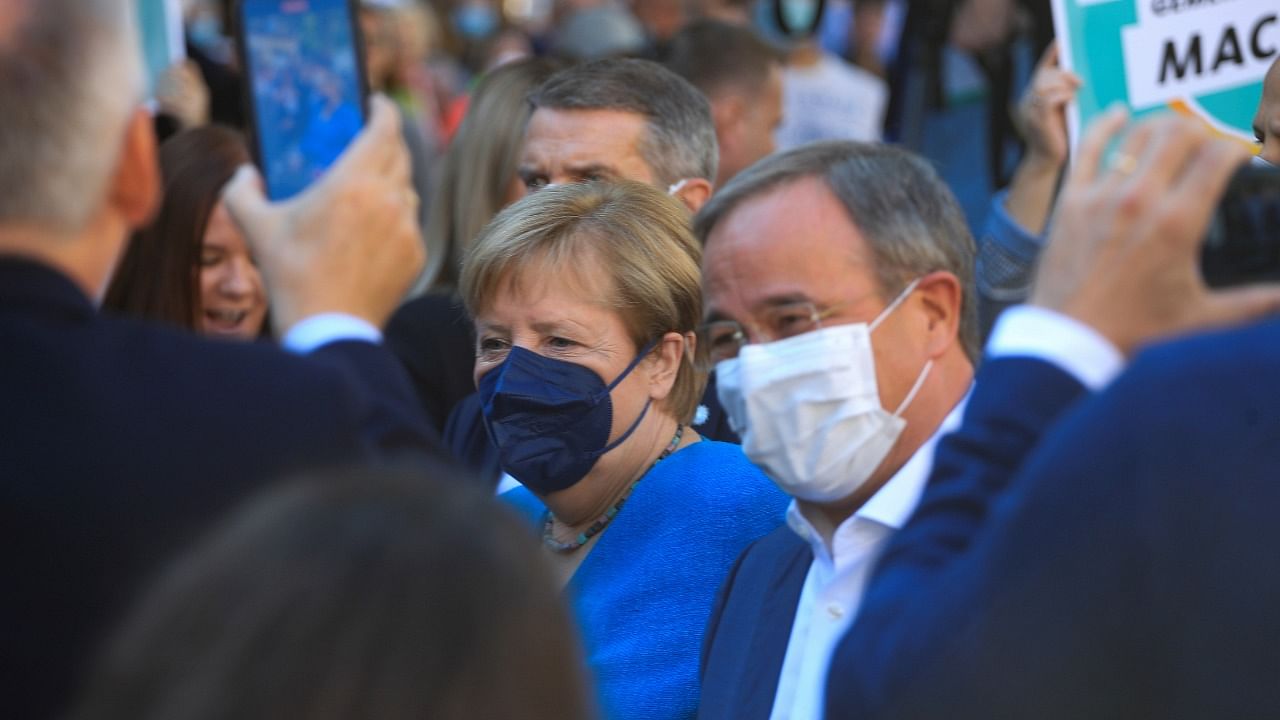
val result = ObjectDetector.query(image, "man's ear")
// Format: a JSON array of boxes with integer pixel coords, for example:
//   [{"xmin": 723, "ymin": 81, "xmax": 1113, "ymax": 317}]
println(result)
[
  {"xmin": 673, "ymin": 178, "xmax": 714, "ymax": 213},
  {"xmin": 710, "ymin": 93, "xmax": 744, "ymax": 154},
  {"xmin": 108, "ymin": 108, "xmax": 162, "ymax": 230},
  {"xmin": 646, "ymin": 331, "xmax": 688, "ymax": 402},
  {"xmin": 915, "ymin": 271, "xmax": 964, "ymax": 359}
]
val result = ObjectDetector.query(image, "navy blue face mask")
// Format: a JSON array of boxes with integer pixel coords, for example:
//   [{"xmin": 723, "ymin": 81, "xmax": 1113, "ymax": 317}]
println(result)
[{"xmin": 478, "ymin": 341, "xmax": 658, "ymax": 495}]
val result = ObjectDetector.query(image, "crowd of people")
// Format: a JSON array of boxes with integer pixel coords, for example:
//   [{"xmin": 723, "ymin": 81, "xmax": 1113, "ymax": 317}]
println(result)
[{"xmin": 4, "ymin": 0, "xmax": 1280, "ymax": 718}]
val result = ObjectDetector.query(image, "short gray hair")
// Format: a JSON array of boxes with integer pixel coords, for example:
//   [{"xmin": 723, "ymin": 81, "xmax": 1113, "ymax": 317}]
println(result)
[
  {"xmin": 0, "ymin": 0, "xmax": 143, "ymax": 231},
  {"xmin": 694, "ymin": 141, "xmax": 980, "ymax": 362},
  {"xmin": 529, "ymin": 58, "xmax": 718, "ymax": 186}
]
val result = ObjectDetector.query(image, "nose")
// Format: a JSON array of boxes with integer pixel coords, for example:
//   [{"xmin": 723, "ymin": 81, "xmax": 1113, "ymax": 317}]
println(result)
[{"xmin": 218, "ymin": 257, "xmax": 260, "ymax": 298}]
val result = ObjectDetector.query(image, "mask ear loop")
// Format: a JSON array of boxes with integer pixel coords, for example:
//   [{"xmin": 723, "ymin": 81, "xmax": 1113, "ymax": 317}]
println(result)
[
  {"xmin": 892, "ymin": 359, "xmax": 933, "ymax": 418},
  {"xmin": 864, "ymin": 277, "xmax": 931, "ymax": 418},
  {"xmin": 589, "ymin": 337, "xmax": 664, "ymax": 458},
  {"xmin": 869, "ymin": 277, "xmax": 922, "ymax": 332}
]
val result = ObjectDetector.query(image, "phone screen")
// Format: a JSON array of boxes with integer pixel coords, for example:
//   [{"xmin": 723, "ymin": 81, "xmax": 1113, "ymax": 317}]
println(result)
[{"xmin": 239, "ymin": 0, "xmax": 367, "ymax": 200}]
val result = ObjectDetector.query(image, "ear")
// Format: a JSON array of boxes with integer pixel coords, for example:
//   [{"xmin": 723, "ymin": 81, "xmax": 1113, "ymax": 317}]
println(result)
[
  {"xmin": 914, "ymin": 271, "xmax": 964, "ymax": 359},
  {"xmin": 108, "ymin": 108, "xmax": 162, "ymax": 230},
  {"xmin": 645, "ymin": 330, "xmax": 688, "ymax": 402},
  {"xmin": 710, "ymin": 93, "xmax": 744, "ymax": 153},
  {"xmin": 673, "ymin": 177, "xmax": 714, "ymax": 213}
]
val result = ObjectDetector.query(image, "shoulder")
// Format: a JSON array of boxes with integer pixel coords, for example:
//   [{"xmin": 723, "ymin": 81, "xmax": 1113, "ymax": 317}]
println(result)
[
  {"xmin": 647, "ymin": 440, "xmax": 789, "ymax": 523},
  {"xmin": 1104, "ymin": 318, "xmax": 1280, "ymax": 415}
]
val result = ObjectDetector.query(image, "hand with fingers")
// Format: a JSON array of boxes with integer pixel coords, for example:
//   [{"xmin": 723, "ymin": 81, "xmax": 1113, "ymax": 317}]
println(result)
[
  {"xmin": 222, "ymin": 96, "xmax": 426, "ymax": 337},
  {"xmin": 155, "ymin": 60, "xmax": 211, "ymax": 131},
  {"xmin": 1003, "ymin": 42, "xmax": 1081, "ymax": 234},
  {"xmin": 1031, "ymin": 109, "xmax": 1280, "ymax": 356},
  {"xmin": 1014, "ymin": 42, "xmax": 1080, "ymax": 170}
]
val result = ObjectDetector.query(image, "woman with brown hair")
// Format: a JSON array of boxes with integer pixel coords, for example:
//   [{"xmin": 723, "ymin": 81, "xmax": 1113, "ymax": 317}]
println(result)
[{"xmin": 104, "ymin": 125, "xmax": 267, "ymax": 340}]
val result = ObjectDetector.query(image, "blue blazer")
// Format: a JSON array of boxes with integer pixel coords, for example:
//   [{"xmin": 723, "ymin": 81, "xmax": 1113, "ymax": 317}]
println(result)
[
  {"xmin": 0, "ymin": 259, "xmax": 442, "ymax": 719},
  {"xmin": 827, "ymin": 323, "xmax": 1280, "ymax": 719},
  {"xmin": 699, "ymin": 525, "xmax": 812, "ymax": 720}
]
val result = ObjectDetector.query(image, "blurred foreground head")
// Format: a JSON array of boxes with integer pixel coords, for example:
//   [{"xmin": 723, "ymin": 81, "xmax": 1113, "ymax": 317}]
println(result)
[
  {"xmin": 73, "ymin": 465, "xmax": 595, "ymax": 720},
  {"xmin": 0, "ymin": 0, "xmax": 146, "ymax": 233}
]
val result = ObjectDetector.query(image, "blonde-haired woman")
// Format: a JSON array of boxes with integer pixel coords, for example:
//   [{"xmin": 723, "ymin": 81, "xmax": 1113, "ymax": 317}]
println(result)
[{"xmin": 461, "ymin": 181, "xmax": 787, "ymax": 720}]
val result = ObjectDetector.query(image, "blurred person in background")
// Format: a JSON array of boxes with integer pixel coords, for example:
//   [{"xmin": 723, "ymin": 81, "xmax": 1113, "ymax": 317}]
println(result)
[
  {"xmin": 0, "ymin": 0, "xmax": 437, "ymax": 712},
  {"xmin": 553, "ymin": 3, "xmax": 649, "ymax": 61},
  {"xmin": 181, "ymin": 0, "xmax": 246, "ymax": 130},
  {"xmin": 664, "ymin": 19, "xmax": 784, "ymax": 188},
  {"xmin": 104, "ymin": 126, "xmax": 266, "ymax": 341},
  {"xmin": 972, "ymin": 41, "xmax": 1079, "ymax": 335},
  {"xmin": 462, "ymin": 181, "xmax": 788, "ymax": 719},
  {"xmin": 361, "ymin": 0, "xmax": 435, "ymax": 239},
  {"xmin": 153, "ymin": 59, "xmax": 212, "ymax": 140},
  {"xmin": 73, "ymin": 464, "xmax": 595, "ymax": 720},
  {"xmin": 756, "ymin": 0, "xmax": 888, "ymax": 148},
  {"xmin": 385, "ymin": 57, "xmax": 564, "ymax": 437},
  {"xmin": 887, "ymin": 0, "xmax": 1050, "ymax": 230}
]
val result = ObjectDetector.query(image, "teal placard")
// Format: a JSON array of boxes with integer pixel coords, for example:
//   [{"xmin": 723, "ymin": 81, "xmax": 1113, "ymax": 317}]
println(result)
[{"xmin": 1051, "ymin": 0, "xmax": 1275, "ymax": 146}]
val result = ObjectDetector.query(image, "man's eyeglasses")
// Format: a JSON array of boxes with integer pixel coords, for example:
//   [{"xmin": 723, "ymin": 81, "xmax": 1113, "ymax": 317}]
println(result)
[{"xmin": 695, "ymin": 301, "xmax": 842, "ymax": 371}]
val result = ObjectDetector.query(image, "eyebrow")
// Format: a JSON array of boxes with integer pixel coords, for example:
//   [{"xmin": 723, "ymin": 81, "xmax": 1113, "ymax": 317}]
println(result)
[
  {"xmin": 563, "ymin": 163, "xmax": 618, "ymax": 178},
  {"xmin": 704, "ymin": 293, "xmax": 813, "ymax": 323},
  {"xmin": 530, "ymin": 318, "xmax": 592, "ymax": 337}
]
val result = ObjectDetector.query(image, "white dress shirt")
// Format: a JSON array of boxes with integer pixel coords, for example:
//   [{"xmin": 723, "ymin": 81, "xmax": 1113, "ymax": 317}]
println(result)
[
  {"xmin": 768, "ymin": 398, "xmax": 967, "ymax": 720},
  {"xmin": 280, "ymin": 313, "xmax": 382, "ymax": 354},
  {"xmin": 766, "ymin": 304, "xmax": 1124, "ymax": 719}
]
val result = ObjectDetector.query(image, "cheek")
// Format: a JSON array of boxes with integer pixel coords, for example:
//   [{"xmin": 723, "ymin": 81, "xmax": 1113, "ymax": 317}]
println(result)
[{"xmin": 198, "ymin": 266, "xmax": 220, "ymax": 306}]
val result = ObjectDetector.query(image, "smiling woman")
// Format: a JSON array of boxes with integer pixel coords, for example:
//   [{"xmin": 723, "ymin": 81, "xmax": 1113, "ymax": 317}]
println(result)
[{"xmin": 104, "ymin": 126, "xmax": 267, "ymax": 341}]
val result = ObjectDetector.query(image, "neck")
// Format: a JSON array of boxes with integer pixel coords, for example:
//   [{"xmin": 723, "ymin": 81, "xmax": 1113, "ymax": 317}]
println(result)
[
  {"xmin": 0, "ymin": 216, "xmax": 124, "ymax": 303},
  {"xmin": 543, "ymin": 414, "xmax": 687, "ymax": 533},
  {"xmin": 799, "ymin": 349, "xmax": 974, "ymax": 546}
]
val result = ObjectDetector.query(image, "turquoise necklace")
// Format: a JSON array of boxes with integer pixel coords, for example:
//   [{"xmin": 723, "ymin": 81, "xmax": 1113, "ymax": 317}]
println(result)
[{"xmin": 542, "ymin": 424, "xmax": 685, "ymax": 553}]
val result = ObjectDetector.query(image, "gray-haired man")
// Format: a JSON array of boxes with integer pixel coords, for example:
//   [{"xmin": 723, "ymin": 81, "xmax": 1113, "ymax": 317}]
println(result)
[
  {"xmin": 695, "ymin": 142, "xmax": 977, "ymax": 720},
  {"xmin": 518, "ymin": 57, "xmax": 719, "ymax": 212}
]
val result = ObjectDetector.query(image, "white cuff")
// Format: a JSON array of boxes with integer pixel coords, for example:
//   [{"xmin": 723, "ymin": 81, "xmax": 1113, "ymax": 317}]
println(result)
[
  {"xmin": 281, "ymin": 313, "xmax": 382, "ymax": 354},
  {"xmin": 986, "ymin": 306, "xmax": 1124, "ymax": 391}
]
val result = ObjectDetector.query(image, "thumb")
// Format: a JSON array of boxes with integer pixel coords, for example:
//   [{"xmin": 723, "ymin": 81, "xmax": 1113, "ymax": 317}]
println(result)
[
  {"xmin": 222, "ymin": 165, "xmax": 275, "ymax": 241},
  {"xmin": 1197, "ymin": 284, "xmax": 1280, "ymax": 330}
]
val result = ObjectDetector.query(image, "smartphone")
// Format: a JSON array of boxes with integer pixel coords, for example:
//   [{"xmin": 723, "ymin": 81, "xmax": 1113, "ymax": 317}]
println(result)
[
  {"xmin": 1201, "ymin": 165, "xmax": 1280, "ymax": 289},
  {"xmin": 235, "ymin": 0, "xmax": 369, "ymax": 201}
]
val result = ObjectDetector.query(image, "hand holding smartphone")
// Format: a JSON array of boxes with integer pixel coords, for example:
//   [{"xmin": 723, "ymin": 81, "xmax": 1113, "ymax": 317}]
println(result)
[{"xmin": 235, "ymin": 0, "xmax": 369, "ymax": 200}]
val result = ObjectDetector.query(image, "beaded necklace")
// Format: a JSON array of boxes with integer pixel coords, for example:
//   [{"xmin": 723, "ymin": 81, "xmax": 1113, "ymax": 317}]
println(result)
[{"xmin": 542, "ymin": 424, "xmax": 685, "ymax": 553}]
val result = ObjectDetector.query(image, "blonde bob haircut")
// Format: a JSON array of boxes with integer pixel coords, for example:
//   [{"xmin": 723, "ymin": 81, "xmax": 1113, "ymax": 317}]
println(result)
[{"xmin": 461, "ymin": 181, "xmax": 706, "ymax": 424}]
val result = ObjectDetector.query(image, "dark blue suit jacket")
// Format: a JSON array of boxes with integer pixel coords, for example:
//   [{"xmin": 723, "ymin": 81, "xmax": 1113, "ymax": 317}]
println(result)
[
  {"xmin": 827, "ymin": 322, "xmax": 1280, "ymax": 719},
  {"xmin": 0, "ymin": 259, "xmax": 442, "ymax": 718},
  {"xmin": 699, "ymin": 525, "xmax": 812, "ymax": 720}
]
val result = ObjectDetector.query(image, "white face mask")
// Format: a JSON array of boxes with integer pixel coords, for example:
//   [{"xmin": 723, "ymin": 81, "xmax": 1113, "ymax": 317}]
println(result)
[{"xmin": 716, "ymin": 280, "xmax": 932, "ymax": 503}]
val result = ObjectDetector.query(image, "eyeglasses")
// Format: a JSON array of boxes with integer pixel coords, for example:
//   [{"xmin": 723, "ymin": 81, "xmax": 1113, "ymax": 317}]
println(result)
[{"xmin": 695, "ymin": 301, "xmax": 842, "ymax": 371}]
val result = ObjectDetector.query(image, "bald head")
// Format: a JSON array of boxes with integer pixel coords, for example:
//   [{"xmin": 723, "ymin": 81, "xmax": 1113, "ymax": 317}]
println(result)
[{"xmin": 0, "ymin": 0, "xmax": 143, "ymax": 231}]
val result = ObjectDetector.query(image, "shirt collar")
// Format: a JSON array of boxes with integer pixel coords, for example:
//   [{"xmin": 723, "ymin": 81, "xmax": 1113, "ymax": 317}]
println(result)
[{"xmin": 787, "ymin": 389, "xmax": 972, "ymax": 559}]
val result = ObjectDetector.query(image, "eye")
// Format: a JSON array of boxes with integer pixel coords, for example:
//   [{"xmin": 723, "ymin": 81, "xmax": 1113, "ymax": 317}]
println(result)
[
  {"xmin": 547, "ymin": 336, "xmax": 577, "ymax": 351},
  {"xmin": 521, "ymin": 172, "xmax": 550, "ymax": 191},
  {"xmin": 200, "ymin": 251, "xmax": 223, "ymax": 268},
  {"xmin": 477, "ymin": 336, "xmax": 510, "ymax": 359}
]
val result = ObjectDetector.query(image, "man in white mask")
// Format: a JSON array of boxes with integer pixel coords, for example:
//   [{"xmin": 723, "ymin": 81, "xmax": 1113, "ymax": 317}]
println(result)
[{"xmin": 694, "ymin": 141, "xmax": 977, "ymax": 720}]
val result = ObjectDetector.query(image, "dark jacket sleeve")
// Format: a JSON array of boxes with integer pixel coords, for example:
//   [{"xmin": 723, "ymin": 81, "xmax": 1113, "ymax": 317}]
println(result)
[
  {"xmin": 308, "ymin": 340, "xmax": 444, "ymax": 460},
  {"xmin": 825, "ymin": 356, "xmax": 1091, "ymax": 718}
]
